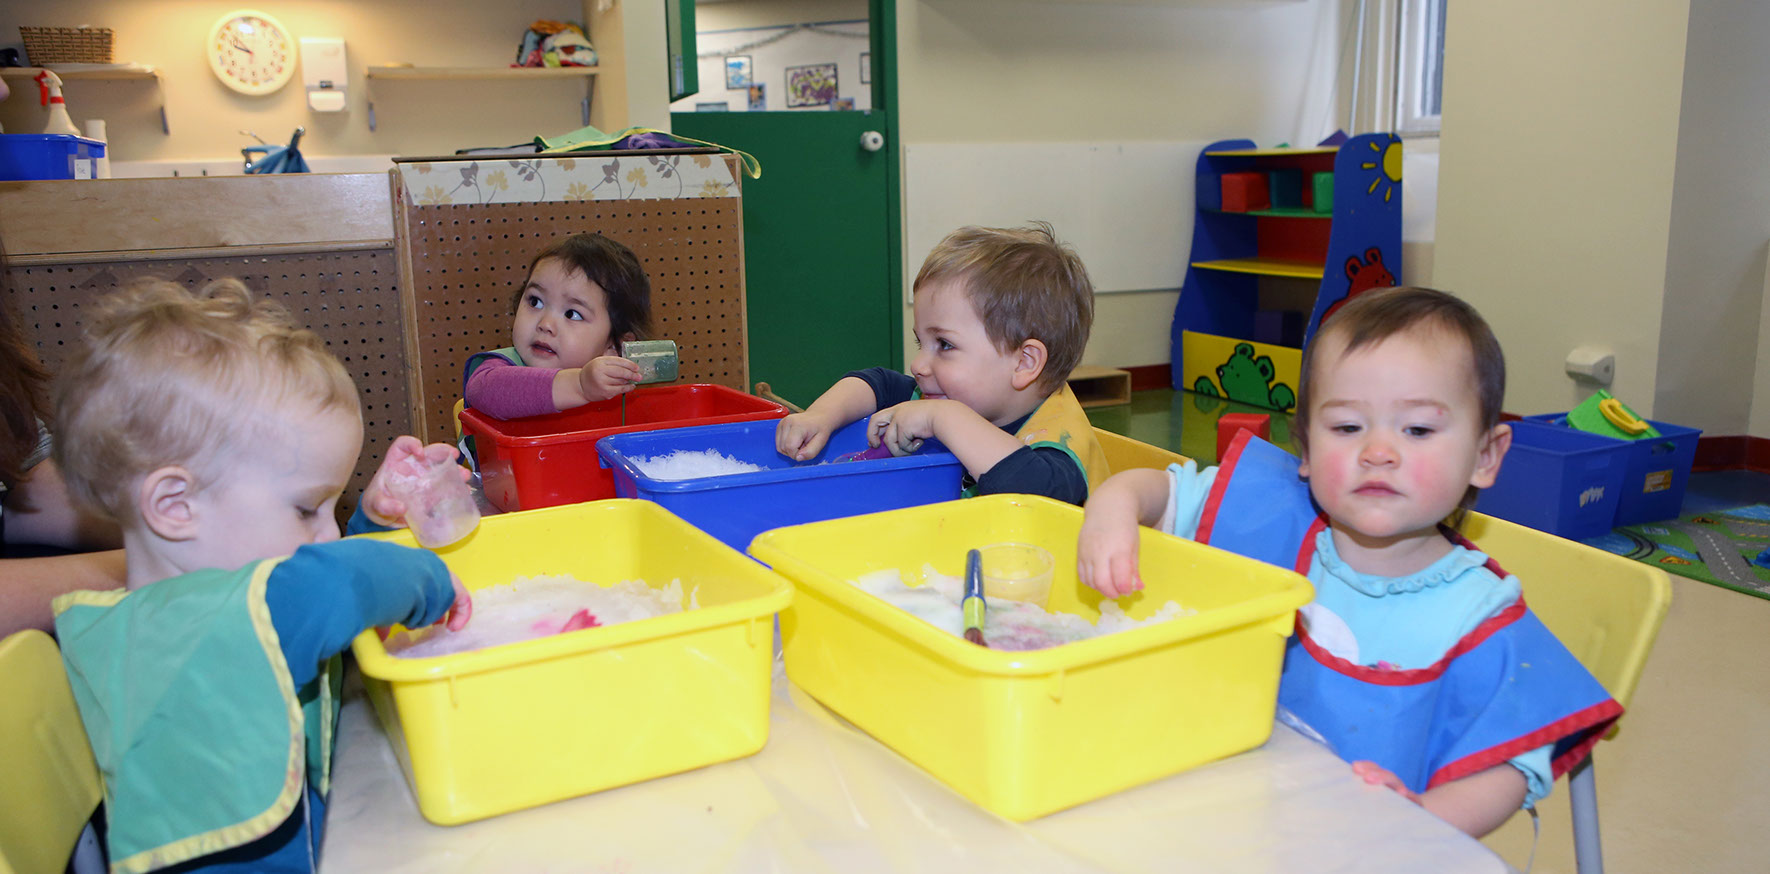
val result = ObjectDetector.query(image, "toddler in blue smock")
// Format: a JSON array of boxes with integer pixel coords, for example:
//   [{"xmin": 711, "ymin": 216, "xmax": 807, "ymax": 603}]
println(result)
[{"xmin": 1078, "ymin": 287, "xmax": 1619, "ymax": 838}]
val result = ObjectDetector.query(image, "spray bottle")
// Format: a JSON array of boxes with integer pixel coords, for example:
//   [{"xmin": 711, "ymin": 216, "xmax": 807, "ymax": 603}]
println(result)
[{"xmin": 35, "ymin": 70, "xmax": 82, "ymax": 137}]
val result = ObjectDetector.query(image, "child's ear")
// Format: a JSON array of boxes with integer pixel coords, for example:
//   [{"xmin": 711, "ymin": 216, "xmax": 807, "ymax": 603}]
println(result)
[
  {"xmin": 604, "ymin": 331, "xmax": 637, "ymax": 358},
  {"xmin": 1468, "ymin": 422, "xmax": 1513, "ymax": 489},
  {"xmin": 139, "ymin": 465, "xmax": 200, "ymax": 541},
  {"xmin": 1297, "ymin": 449, "xmax": 1311, "ymax": 480},
  {"xmin": 1010, "ymin": 339, "xmax": 1049, "ymax": 391}
]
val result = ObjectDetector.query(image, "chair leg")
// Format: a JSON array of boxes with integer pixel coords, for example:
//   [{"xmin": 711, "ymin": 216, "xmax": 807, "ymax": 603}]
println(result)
[{"xmin": 1570, "ymin": 756, "xmax": 1604, "ymax": 874}]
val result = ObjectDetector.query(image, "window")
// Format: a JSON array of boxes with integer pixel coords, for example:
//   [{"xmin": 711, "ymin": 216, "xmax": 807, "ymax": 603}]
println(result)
[{"xmin": 1396, "ymin": 0, "xmax": 1445, "ymax": 136}]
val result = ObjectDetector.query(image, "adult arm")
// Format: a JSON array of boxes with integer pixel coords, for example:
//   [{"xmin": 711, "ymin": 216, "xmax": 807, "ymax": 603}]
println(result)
[{"xmin": 0, "ymin": 549, "xmax": 127, "ymax": 638}]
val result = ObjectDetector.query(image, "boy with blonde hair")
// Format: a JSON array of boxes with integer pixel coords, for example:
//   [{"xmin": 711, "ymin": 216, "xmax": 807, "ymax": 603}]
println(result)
[
  {"xmin": 777, "ymin": 222, "xmax": 1108, "ymax": 504},
  {"xmin": 51, "ymin": 278, "xmax": 469, "ymax": 873}
]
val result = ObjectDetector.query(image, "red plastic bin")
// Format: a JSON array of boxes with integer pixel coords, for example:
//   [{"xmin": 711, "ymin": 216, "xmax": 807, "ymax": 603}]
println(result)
[{"xmin": 460, "ymin": 384, "xmax": 788, "ymax": 512}]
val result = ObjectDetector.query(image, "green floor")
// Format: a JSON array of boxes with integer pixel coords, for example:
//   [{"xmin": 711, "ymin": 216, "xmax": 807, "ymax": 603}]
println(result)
[{"xmin": 1085, "ymin": 389, "xmax": 1297, "ymax": 465}]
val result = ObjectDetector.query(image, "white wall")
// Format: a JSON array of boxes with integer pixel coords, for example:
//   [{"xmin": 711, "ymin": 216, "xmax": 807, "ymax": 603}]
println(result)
[
  {"xmin": 1655, "ymin": 0, "xmax": 1770, "ymax": 436},
  {"xmin": 1433, "ymin": 0, "xmax": 1691, "ymax": 418},
  {"xmin": 697, "ymin": 1, "xmax": 871, "ymax": 31},
  {"xmin": 894, "ymin": 0, "xmax": 1346, "ymax": 370}
]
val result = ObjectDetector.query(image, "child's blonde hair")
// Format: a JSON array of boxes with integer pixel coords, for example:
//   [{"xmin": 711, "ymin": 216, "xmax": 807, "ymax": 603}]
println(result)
[
  {"xmin": 54, "ymin": 278, "xmax": 360, "ymax": 522},
  {"xmin": 913, "ymin": 222, "xmax": 1095, "ymax": 393}
]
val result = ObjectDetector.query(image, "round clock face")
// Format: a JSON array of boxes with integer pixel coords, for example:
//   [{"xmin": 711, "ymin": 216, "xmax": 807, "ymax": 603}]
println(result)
[{"xmin": 208, "ymin": 10, "xmax": 295, "ymax": 96}]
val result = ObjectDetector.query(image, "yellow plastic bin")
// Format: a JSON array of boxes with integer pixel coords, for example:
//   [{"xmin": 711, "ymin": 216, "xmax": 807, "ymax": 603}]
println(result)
[
  {"xmin": 748, "ymin": 494, "xmax": 1312, "ymax": 821},
  {"xmin": 350, "ymin": 500, "xmax": 793, "ymax": 825}
]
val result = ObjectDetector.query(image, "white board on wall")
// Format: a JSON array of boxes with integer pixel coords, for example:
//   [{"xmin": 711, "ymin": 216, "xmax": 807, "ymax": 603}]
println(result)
[{"xmin": 903, "ymin": 142, "xmax": 1207, "ymax": 300}]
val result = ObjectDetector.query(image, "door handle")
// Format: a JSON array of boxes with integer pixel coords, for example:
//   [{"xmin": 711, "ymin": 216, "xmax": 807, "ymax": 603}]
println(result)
[{"xmin": 859, "ymin": 130, "xmax": 885, "ymax": 152}]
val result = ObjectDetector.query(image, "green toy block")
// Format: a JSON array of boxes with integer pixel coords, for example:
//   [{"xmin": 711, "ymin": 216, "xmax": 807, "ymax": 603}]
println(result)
[{"xmin": 1311, "ymin": 172, "xmax": 1333, "ymax": 213}]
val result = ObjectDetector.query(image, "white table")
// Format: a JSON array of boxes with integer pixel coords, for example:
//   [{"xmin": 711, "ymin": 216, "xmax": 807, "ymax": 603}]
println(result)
[{"xmin": 320, "ymin": 660, "xmax": 1512, "ymax": 873}]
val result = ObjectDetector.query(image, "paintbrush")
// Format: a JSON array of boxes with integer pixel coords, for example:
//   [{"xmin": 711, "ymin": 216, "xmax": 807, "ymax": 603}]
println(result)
[{"xmin": 963, "ymin": 548, "xmax": 987, "ymax": 647}]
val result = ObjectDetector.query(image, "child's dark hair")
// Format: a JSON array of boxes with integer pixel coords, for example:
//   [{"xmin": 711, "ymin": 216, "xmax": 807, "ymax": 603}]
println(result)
[
  {"xmin": 913, "ymin": 221, "xmax": 1094, "ymax": 393},
  {"xmin": 1296, "ymin": 286, "xmax": 1506, "ymax": 514},
  {"xmin": 0, "ymin": 238, "xmax": 53, "ymax": 492},
  {"xmin": 515, "ymin": 233, "xmax": 654, "ymax": 341}
]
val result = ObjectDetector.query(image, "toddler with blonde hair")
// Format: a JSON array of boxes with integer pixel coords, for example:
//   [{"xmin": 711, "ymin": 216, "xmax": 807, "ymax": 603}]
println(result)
[{"xmin": 52, "ymin": 278, "xmax": 469, "ymax": 872}]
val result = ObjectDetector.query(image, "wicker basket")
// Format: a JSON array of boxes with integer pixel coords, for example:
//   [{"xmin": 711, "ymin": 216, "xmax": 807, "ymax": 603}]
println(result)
[{"xmin": 19, "ymin": 26, "xmax": 114, "ymax": 65}]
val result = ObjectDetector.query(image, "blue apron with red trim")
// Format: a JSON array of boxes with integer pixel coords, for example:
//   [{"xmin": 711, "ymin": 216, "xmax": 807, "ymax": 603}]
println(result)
[{"xmin": 1198, "ymin": 431, "xmax": 1622, "ymax": 794}]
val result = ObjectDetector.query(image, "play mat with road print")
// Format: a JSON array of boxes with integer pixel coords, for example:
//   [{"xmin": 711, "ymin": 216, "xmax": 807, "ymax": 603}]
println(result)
[{"xmin": 1585, "ymin": 504, "xmax": 1770, "ymax": 601}]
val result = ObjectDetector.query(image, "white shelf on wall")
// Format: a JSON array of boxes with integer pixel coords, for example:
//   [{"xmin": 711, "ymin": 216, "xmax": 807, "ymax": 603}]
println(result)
[
  {"xmin": 0, "ymin": 66, "xmax": 168, "ymax": 133},
  {"xmin": 363, "ymin": 66, "xmax": 598, "ymax": 131}
]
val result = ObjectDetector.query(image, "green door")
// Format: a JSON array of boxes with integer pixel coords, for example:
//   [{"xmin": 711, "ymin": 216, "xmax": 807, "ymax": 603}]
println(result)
[{"xmin": 670, "ymin": 2, "xmax": 900, "ymax": 408}]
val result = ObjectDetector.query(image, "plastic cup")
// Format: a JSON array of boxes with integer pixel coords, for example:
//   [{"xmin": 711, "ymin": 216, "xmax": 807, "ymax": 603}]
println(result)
[
  {"xmin": 384, "ymin": 455, "xmax": 481, "ymax": 549},
  {"xmin": 978, "ymin": 542, "xmax": 1054, "ymax": 606}
]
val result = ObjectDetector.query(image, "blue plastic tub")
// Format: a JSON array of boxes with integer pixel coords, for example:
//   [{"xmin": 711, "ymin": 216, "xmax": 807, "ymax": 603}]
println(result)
[
  {"xmin": 597, "ymin": 417, "xmax": 965, "ymax": 553},
  {"xmin": 1476, "ymin": 420, "xmax": 1628, "ymax": 540},
  {"xmin": 0, "ymin": 134, "xmax": 105, "ymax": 181},
  {"xmin": 1524, "ymin": 413, "xmax": 1702, "ymax": 526}
]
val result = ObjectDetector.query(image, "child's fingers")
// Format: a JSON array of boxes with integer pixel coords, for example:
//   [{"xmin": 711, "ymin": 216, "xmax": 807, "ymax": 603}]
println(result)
[
  {"xmin": 1112, "ymin": 551, "xmax": 1143, "ymax": 594},
  {"xmin": 445, "ymin": 575, "xmax": 473, "ymax": 631}
]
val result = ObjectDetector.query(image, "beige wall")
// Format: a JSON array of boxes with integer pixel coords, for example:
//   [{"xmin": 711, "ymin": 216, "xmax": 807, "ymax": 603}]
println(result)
[
  {"xmin": 1654, "ymin": 0, "xmax": 1770, "ymax": 436},
  {"xmin": 1434, "ymin": 0, "xmax": 1691, "ymax": 418},
  {"xmin": 1756, "ymin": 243, "xmax": 1770, "ymax": 438},
  {"xmin": 698, "ymin": 0, "xmax": 870, "ymax": 31},
  {"xmin": 893, "ymin": 0, "xmax": 1343, "ymax": 370},
  {"xmin": 0, "ymin": 1, "xmax": 666, "ymax": 164}
]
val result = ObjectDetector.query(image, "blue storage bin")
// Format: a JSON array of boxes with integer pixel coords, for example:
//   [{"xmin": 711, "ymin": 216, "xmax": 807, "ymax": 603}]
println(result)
[
  {"xmin": 1476, "ymin": 420, "xmax": 1627, "ymax": 540},
  {"xmin": 1524, "ymin": 413, "xmax": 1702, "ymax": 525},
  {"xmin": 0, "ymin": 134, "xmax": 105, "ymax": 181},
  {"xmin": 597, "ymin": 417, "xmax": 965, "ymax": 553}
]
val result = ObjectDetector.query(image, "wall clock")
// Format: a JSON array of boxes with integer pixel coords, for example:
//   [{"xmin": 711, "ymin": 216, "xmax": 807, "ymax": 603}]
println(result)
[{"xmin": 208, "ymin": 9, "xmax": 295, "ymax": 95}]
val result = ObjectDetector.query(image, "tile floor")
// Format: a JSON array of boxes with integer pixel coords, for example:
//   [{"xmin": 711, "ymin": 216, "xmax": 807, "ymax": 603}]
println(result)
[{"xmin": 1088, "ymin": 390, "xmax": 1770, "ymax": 874}]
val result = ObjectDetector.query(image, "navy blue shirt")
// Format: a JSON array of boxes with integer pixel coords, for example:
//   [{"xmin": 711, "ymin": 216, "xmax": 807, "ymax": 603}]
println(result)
[{"xmin": 845, "ymin": 367, "xmax": 1088, "ymax": 505}]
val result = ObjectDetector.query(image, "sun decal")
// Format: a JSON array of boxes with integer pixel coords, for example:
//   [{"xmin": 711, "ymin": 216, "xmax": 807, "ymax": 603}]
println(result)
[{"xmin": 1360, "ymin": 137, "xmax": 1403, "ymax": 203}]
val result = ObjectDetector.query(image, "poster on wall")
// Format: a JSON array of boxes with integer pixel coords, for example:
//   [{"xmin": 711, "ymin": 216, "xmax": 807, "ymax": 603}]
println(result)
[
  {"xmin": 725, "ymin": 55, "xmax": 752, "ymax": 89},
  {"xmin": 748, "ymin": 84, "xmax": 766, "ymax": 111},
  {"xmin": 785, "ymin": 63, "xmax": 838, "ymax": 108}
]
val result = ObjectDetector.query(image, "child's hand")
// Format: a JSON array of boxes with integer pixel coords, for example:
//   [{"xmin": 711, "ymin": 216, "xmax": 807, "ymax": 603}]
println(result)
[
  {"xmin": 364, "ymin": 436, "xmax": 469, "ymax": 528},
  {"xmin": 444, "ymin": 573, "xmax": 473, "ymax": 631},
  {"xmin": 776, "ymin": 410, "xmax": 840, "ymax": 461},
  {"xmin": 867, "ymin": 400, "xmax": 942, "ymax": 456},
  {"xmin": 578, "ymin": 356, "xmax": 643, "ymax": 403},
  {"xmin": 1352, "ymin": 760, "xmax": 1422, "ymax": 805},
  {"xmin": 1077, "ymin": 501, "xmax": 1144, "ymax": 598}
]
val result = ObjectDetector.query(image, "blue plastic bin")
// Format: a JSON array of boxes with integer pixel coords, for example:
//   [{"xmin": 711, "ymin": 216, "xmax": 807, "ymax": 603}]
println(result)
[
  {"xmin": 1475, "ymin": 420, "xmax": 1628, "ymax": 540},
  {"xmin": 597, "ymin": 417, "xmax": 965, "ymax": 553},
  {"xmin": 1524, "ymin": 413, "xmax": 1702, "ymax": 525},
  {"xmin": 0, "ymin": 134, "xmax": 105, "ymax": 181}
]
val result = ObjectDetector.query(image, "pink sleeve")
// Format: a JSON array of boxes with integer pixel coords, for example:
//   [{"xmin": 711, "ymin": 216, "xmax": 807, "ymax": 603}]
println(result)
[{"xmin": 464, "ymin": 358, "xmax": 562, "ymax": 419}]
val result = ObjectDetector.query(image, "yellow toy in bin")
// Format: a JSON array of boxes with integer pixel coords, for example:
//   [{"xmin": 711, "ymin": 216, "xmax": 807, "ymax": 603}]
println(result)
[
  {"xmin": 748, "ymin": 494, "xmax": 1313, "ymax": 821},
  {"xmin": 350, "ymin": 500, "xmax": 792, "ymax": 825}
]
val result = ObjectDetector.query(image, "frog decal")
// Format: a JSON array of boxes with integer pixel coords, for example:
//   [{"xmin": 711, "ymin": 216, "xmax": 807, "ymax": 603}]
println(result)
[{"xmin": 1193, "ymin": 342, "xmax": 1296, "ymax": 412}]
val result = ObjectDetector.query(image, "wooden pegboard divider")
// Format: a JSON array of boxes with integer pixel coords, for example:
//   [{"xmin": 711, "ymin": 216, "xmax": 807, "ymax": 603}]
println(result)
[
  {"xmin": 392, "ymin": 154, "xmax": 748, "ymax": 445},
  {"xmin": 3, "ymin": 250, "xmax": 408, "ymax": 516}
]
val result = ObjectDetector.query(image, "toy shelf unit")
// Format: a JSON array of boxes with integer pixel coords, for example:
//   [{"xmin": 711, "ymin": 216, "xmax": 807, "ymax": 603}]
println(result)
[{"xmin": 1171, "ymin": 134, "xmax": 1402, "ymax": 413}]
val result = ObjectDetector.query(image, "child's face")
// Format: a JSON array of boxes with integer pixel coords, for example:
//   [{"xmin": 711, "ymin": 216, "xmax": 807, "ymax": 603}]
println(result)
[
  {"xmin": 1297, "ymin": 327, "xmax": 1507, "ymax": 546},
  {"xmin": 191, "ymin": 404, "xmax": 362, "ymax": 571},
  {"xmin": 909, "ymin": 279, "xmax": 1028, "ymax": 427},
  {"xmin": 512, "ymin": 257, "xmax": 620, "ymax": 369}
]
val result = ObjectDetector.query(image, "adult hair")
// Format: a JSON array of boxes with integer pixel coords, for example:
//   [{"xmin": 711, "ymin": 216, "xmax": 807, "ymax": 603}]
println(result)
[
  {"xmin": 53, "ymin": 278, "xmax": 359, "ymax": 522},
  {"xmin": 514, "ymin": 233, "xmax": 654, "ymax": 342},
  {"xmin": 913, "ymin": 221, "xmax": 1095, "ymax": 393},
  {"xmin": 0, "ymin": 239, "xmax": 53, "ymax": 490}
]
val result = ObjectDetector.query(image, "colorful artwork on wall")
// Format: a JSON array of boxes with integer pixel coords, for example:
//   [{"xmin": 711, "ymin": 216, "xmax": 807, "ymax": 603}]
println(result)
[
  {"xmin": 785, "ymin": 62, "xmax": 838, "ymax": 108},
  {"xmin": 725, "ymin": 55, "xmax": 752, "ymax": 89},
  {"xmin": 747, "ymin": 83, "xmax": 766, "ymax": 111}
]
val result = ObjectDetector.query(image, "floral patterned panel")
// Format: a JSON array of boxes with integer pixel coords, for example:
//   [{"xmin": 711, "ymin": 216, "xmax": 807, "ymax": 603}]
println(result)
[{"xmin": 399, "ymin": 154, "xmax": 739, "ymax": 206}]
